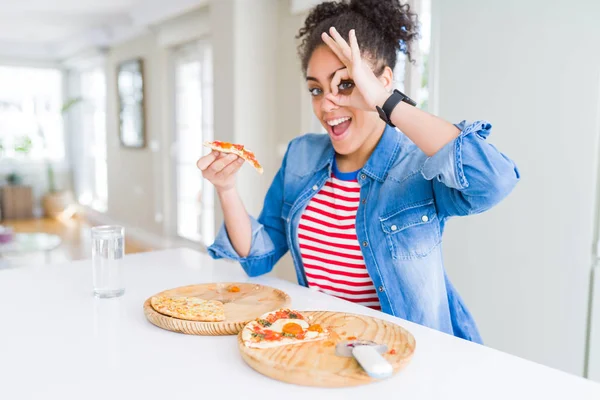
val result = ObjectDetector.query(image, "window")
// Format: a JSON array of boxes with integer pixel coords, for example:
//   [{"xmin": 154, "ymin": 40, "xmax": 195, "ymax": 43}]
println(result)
[
  {"xmin": 0, "ymin": 66, "xmax": 63, "ymax": 161},
  {"xmin": 416, "ymin": 0, "xmax": 431, "ymax": 111},
  {"xmin": 76, "ymin": 68, "xmax": 107, "ymax": 211},
  {"xmin": 172, "ymin": 40, "xmax": 214, "ymax": 244},
  {"xmin": 395, "ymin": 0, "xmax": 431, "ymax": 110}
]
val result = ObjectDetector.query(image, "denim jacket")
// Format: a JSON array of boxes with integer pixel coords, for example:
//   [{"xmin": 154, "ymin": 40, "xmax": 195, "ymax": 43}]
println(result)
[{"xmin": 208, "ymin": 121, "xmax": 520, "ymax": 343}]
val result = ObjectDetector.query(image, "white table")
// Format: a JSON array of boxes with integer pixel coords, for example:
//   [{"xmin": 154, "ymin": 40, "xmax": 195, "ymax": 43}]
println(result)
[{"xmin": 0, "ymin": 248, "xmax": 598, "ymax": 399}]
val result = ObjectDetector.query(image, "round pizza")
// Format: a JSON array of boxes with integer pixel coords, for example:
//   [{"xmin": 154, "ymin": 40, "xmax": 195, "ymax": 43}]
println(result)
[
  {"xmin": 151, "ymin": 295, "xmax": 226, "ymax": 322},
  {"xmin": 241, "ymin": 309, "xmax": 329, "ymax": 349},
  {"xmin": 203, "ymin": 140, "xmax": 263, "ymax": 174}
]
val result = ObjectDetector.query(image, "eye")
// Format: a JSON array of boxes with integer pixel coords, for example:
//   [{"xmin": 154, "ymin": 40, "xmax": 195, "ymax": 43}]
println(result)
[
  {"xmin": 338, "ymin": 81, "xmax": 354, "ymax": 92},
  {"xmin": 308, "ymin": 87, "xmax": 322, "ymax": 97}
]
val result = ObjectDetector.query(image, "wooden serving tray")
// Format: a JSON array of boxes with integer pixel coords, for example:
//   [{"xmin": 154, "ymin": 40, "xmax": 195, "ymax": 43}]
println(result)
[
  {"xmin": 143, "ymin": 282, "xmax": 291, "ymax": 336},
  {"xmin": 238, "ymin": 310, "xmax": 416, "ymax": 387}
]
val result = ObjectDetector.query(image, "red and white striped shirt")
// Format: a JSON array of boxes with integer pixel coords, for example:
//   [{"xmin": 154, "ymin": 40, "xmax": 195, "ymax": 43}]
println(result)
[{"xmin": 298, "ymin": 168, "xmax": 381, "ymax": 310}]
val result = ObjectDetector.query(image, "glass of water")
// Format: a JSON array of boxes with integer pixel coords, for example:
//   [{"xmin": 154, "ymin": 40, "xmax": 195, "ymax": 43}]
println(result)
[{"xmin": 91, "ymin": 225, "xmax": 125, "ymax": 298}]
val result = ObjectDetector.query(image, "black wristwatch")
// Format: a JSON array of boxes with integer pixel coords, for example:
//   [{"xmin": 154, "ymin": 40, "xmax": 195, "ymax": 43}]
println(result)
[{"xmin": 376, "ymin": 89, "xmax": 416, "ymax": 127}]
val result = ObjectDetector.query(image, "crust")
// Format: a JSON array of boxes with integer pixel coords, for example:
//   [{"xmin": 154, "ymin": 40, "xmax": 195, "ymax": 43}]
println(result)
[{"xmin": 203, "ymin": 141, "xmax": 264, "ymax": 174}]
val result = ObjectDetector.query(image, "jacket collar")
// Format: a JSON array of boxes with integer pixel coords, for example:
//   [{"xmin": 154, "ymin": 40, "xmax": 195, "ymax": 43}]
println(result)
[
  {"xmin": 315, "ymin": 124, "xmax": 401, "ymax": 182},
  {"xmin": 362, "ymin": 124, "xmax": 401, "ymax": 182}
]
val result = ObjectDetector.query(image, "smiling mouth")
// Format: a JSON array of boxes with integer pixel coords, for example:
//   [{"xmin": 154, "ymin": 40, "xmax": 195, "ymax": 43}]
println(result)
[{"xmin": 326, "ymin": 117, "xmax": 352, "ymax": 138}]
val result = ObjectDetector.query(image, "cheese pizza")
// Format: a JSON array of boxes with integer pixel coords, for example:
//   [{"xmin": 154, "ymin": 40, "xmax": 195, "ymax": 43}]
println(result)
[{"xmin": 150, "ymin": 295, "xmax": 226, "ymax": 322}]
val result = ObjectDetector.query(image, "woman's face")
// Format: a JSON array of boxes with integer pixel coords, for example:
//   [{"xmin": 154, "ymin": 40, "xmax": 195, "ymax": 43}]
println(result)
[{"xmin": 306, "ymin": 45, "xmax": 383, "ymax": 156}]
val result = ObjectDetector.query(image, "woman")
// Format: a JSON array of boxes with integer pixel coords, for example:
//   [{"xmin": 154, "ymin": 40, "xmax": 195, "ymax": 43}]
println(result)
[{"xmin": 197, "ymin": 0, "xmax": 519, "ymax": 343}]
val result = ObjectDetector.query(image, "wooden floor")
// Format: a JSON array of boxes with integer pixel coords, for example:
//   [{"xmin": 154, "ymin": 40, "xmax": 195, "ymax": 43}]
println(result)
[{"xmin": 1, "ymin": 216, "xmax": 151, "ymax": 266}]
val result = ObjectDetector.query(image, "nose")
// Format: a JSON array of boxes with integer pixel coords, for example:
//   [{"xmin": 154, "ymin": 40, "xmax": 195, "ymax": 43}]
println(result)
[{"xmin": 320, "ymin": 96, "xmax": 339, "ymax": 113}]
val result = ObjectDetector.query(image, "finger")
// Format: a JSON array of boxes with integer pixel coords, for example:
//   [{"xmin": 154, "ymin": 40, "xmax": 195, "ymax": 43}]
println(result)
[
  {"xmin": 330, "ymin": 68, "xmax": 351, "ymax": 96},
  {"xmin": 217, "ymin": 157, "xmax": 244, "ymax": 179},
  {"xmin": 349, "ymin": 29, "xmax": 361, "ymax": 63},
  {"xmin": 329, "ymin": 27, "xmax": 352, "ymax": 60},
  {"xmin": 321, "ymin": 32, "xmax": 347, "ymax": 63},
  {"xmin": 326, "ymin": 93, "xmax": 352, "ymax": 108},
  {"xmin": 210, "ymin": 153, "xmax": 238, "ymax": 174},
  {"xmin": 197, "ymin": 151, "xmax": 219, "ymax": 171}
]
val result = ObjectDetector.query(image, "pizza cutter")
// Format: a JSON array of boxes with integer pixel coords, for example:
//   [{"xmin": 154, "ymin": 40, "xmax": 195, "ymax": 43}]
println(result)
[{"xmin": 335, "ymin": 339, "xmax": 393, "ymax": 379}]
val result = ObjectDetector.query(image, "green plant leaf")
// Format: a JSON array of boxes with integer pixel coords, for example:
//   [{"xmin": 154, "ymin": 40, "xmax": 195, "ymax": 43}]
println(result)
[{"xmin": 61, "ymin": 97, "xmax": 83, "ymax": 114}]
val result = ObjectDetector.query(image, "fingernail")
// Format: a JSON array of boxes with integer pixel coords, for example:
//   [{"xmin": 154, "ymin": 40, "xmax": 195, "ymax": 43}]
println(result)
[
  {"xmin": 213, "ymin": 151, "xmax": 219, "ymax": 156},
  {"xmin": 238, "ymin": 158, "xmax": 244, "ymax": 163}
]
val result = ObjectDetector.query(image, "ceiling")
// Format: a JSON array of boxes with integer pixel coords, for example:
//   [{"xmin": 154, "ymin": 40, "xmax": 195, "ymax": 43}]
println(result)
[{"xmin": 0, "ymin": 0, "xmax": 208, "ymax": 62}]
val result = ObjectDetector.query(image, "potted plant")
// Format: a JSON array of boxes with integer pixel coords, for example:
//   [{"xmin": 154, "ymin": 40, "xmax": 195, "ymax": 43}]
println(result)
[
  {"xmin": 6, "ymin": 172, "xmax": 23, "ymax": 185},
  {"xmin": 2, "ymin": 136, "xmax": 32, "ymax": 186}
]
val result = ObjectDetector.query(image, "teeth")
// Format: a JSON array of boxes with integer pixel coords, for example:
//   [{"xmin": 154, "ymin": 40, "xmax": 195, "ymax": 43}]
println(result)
[{"xmin": 327, "ymin": 117, "xmax": 351, "ymax": 126}]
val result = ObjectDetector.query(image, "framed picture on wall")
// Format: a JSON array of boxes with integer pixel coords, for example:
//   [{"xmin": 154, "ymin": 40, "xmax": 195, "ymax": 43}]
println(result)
[{"xmin": 117, "ymin": 58, "xmax": 146, "ymax": 148}]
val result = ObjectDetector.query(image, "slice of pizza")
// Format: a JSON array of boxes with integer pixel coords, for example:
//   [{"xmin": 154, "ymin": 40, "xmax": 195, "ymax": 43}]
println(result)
[
  {"xmin": 151, "ymin": 295, "xmax": 226, "ymax": 322},
  {"xmin": 203, "ymin": 140, "xmax": 264, "ymax": 175},
  {"xmin": 241, "ymin": 309, "xmax": 329, "ymax": 349}
]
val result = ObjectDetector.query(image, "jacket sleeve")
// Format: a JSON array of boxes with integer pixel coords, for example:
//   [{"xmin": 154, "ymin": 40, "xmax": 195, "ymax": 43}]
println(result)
[
  {"xmin": 206, "ymin": 144, "xmax": 291, "ymax": 277},
  {"xmin": 420, "ymin": 120, "xmax": 520, "ymax": 218}
]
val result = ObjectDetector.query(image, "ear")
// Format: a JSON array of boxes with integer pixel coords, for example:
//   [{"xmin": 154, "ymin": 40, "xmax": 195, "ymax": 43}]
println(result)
[{"xmin": 377, "ymin": 66, "xmax": 395, "ymax": 91}]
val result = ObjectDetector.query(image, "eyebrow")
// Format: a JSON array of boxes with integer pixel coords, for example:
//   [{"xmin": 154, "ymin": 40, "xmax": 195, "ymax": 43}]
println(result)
[{"xmin": 306, "ymin": 66, "xmax": 347, "ymax": 82}]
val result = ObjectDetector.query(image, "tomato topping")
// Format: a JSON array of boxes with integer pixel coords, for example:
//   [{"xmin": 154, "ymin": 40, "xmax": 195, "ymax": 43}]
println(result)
[
  {"xmin": 263, "ymin": 330, "xmax": 281, "ymax": 341},
  {"xmin": 265, "ymin": 310, "xmax": 304, "ymax": 323},
  {"xmin": 228, "ymin": 285, "xmax": 240, "ymax": 293},
  {"xmin": 220, "ymin": 142, "xmax": 232, "ymax": 149}
]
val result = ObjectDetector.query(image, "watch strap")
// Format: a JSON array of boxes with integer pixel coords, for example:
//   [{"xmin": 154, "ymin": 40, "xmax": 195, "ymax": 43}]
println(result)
[{"xmin": 376, "ymin": 89, "xmax": 416, "ymax": 127}]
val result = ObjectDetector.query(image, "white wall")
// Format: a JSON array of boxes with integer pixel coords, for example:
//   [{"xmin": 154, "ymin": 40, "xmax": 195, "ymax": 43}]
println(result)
[
  {"xmin": 432, "ymin": 0, "xmax": 600, "ymax": 377},
  {"xmin": 105, "ymin": 33, "xmax": 166, "ymax": 235},
  {"xmin": 209, "ymin": 0, "xmax": 277, "ymax": 227},
  {"xmin": 233, "ymin": 0, "xmax": 279, "ymax": 215}
]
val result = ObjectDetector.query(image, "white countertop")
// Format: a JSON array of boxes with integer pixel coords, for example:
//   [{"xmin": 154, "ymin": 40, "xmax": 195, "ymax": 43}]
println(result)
[{"xmin": 0, "ymin": 248, "xmax": 598, "ymax": 399}]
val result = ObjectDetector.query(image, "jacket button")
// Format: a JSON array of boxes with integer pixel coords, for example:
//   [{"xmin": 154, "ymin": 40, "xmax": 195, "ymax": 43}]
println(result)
[
  {"xmin": 378, "ymin": 286, "xmax": 384, "ymax": 292},
  {"xmin": 362, "ymin": 241, "xmax": 368, "ymax": 247},
  {"xmin": 360, "ymin": 174, "xmax": 366, "ymax": 180},
  {"xmin": 391, "ymin": 225, "xmax": 397, "ymax": 231},
  {"xmin": 421, "ymin": 215, "xmax": 429, "ymax": 222},
  {"xmin": 361, "ymin": 199, "xmax": 366, "ymax": 204},
  {"xmin": 312, "ymin": 185, "xmax": 318, "ymax": 191}
]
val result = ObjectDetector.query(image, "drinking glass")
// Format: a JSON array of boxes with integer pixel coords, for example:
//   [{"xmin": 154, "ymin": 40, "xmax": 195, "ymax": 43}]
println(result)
[{"xmin": 91, "ymin": 225, "xmax": 125, "ymax": 298}]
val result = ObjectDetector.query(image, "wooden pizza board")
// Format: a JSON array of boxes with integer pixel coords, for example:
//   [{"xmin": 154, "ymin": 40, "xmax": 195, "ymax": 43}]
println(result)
[
  {"xmin": 143, "ymin": 282, "xmax": 291, "ymax": 336},
  {"xmin": 238, "ymin": 310, "xmax": 416, "ymax": 387}
]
